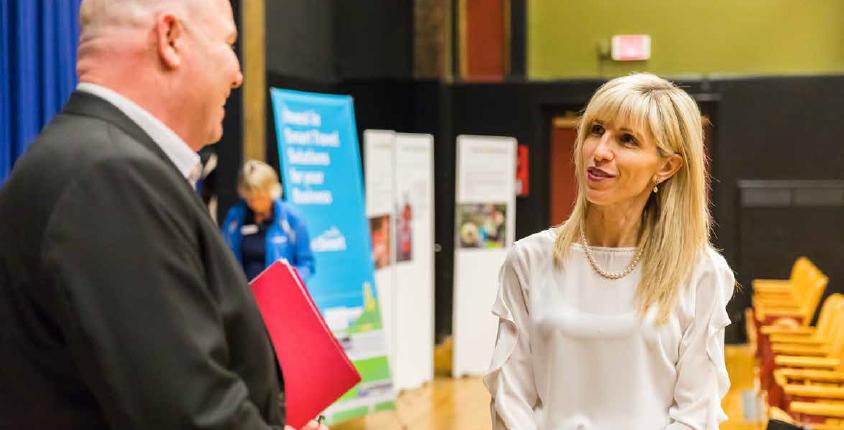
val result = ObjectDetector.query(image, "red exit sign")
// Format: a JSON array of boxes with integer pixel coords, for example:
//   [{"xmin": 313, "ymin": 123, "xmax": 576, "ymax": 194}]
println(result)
[{"xmin": 611, "ymin": 35, "xmax": 651, "ymax": 61}]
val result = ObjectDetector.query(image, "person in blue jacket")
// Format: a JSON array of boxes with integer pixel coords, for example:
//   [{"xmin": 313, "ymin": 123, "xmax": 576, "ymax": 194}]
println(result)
[{"xmin": 223, "ymin": 160, "xmax": 315, "ymax": 282}]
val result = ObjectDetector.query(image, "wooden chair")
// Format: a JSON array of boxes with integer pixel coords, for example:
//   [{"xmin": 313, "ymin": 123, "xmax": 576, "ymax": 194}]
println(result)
[
  {"xmin": 753, "ymin": 257, "xmax": 814, "ymax": 294},
  {"xmin": 789, "ymin": 401, "xmax": 844, "ymax": 427},
  {"xmin": 748, "ymin": 257, "xmax": 825, "ymax": 358},
  {"xmin": 769, "ymin": 404, "xmax": 844, "ymax": 429},
  {"xmin": 754, "ymin": 267, "xmax": 828, "ymax": 328},
  {"xmin": 756, "ymin": 293, "xmax": 840, "ymax": 392},
  {"xmin": 768, "ymin": 295, "xmax": 844, "ymax": 355},
  {"xmin": 767, "ymin": 308, "xmax": 844, "ymax": 409},
  {"xmin": 753, "ymin": 268, "xmax": 830, "ymax": 378}
]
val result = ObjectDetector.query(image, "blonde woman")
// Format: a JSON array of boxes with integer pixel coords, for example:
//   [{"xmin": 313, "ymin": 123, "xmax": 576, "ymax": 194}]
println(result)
[
  {"xmin": 223, "ymin": 160, "xmax": 315, "ymax": 281},
  {"xmin": 484, "ymin": 74, "xmax": 735, "ymax": 430}
]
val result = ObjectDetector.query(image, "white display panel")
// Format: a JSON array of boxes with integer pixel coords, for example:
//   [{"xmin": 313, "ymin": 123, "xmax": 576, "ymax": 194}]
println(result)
[
  {"xmin": 363, "ymin": 130, "xmax": 436, "ymax": 391},
  {"xmin": 393, "ymin": 133, "xmax": 435, "ymax": 390},
  {"xmin": 452, "ymin": 135, "xmax": 517, "ymax": 377},
  {"xmin": 364, "ymin": 129, "xmax": 396, "ymax": 217},
  {"xmin": 363, "ymin": 129, "xmax": 397, "ymax": 386}
]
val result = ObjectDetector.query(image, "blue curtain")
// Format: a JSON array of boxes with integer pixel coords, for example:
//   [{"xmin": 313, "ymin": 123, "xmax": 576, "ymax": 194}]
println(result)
[{"xmin": 1, "ymin": 0, "xmax": 81, "ymax": 184}]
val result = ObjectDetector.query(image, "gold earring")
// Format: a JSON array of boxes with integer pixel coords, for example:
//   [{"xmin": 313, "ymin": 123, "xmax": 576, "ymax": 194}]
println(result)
[{"xmin": 653, "ymin": 179, "xmax": 659, "ymax": 194}]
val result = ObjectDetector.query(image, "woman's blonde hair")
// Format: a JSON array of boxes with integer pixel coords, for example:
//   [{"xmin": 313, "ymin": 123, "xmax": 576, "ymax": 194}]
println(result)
[
  {"xmin": 237, "ymin": 160, "xmax": 282, "ymax": 200},
  {"xmin": 554, "ymin": 73, "xmax": 711, "ymax": 324}
]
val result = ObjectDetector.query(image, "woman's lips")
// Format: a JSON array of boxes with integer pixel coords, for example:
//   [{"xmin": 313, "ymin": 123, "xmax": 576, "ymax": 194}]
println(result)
[{"xmin": 587, "ymin": 166, "xmax": 615, "ymax": 182}]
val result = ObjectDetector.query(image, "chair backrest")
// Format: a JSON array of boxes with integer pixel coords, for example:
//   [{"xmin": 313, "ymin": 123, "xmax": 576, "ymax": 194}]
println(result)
[
  {"xmin": 816, "ymin": 294, "xmax": 844, "ymax": 339},
  {"xmin": 790, "ymin": 256, "xmax": 812, "ymax": 281},
  {"xmin": 791, "ymin": 257, "xmax": 819, "ymax": 298},
  {"xmin": 797, "ymin": 268, "xmax": 829, "ymax": 325},
  {"xmin": 828, "ymin": 311, "xmax": 844, "ymax": 366}
]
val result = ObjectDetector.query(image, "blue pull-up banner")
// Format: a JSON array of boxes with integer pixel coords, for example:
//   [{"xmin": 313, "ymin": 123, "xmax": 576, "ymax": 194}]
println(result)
[{"xmin": 270, "ymin": 88, "xmax": 395, "ymax": 424}]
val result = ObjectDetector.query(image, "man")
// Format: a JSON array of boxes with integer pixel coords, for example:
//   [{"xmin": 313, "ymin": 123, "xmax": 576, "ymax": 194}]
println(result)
[{"xmin": 0, "ymin": 1, "xmax": 326, "ymax": 429}]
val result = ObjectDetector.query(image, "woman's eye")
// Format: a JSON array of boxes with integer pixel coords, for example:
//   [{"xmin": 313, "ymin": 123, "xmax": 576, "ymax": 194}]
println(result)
[
  {"xmin": 620, "ymin": 133, "xmax": 638, "ymax": 146},
  {"xmin": 590, "ymin": 124, "xmax": 604, "ymax": 135}
]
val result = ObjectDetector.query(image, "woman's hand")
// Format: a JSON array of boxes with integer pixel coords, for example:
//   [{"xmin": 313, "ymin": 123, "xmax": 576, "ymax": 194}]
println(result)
[{"xmin": 285, "ymin": 420, "xmax": 329, "ymax": 430}]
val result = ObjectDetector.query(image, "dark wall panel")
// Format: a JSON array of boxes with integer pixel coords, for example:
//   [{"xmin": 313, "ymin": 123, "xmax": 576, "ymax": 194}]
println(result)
[
  {"xmin": 265, "ymin": 0, "xmax": 337, "ymax": 82},
  {"xmin": 335, "ymin": 0, "xmax": 413, "ymax": 80},
  {"xmin": 737, "ymin": 187, "xmax": 844, "ymax": 328},
  {"xmin": 711, "ymin": 77, "xmax": 844, "ymax": 340},
  {"xmin": 214, "ymin": 0, "xmax": 244, "ymax": 222},
  {"xmin": 265, "ymin": 0, "xmax": 414, "ymax": 82},
  {"xmin": 340, "ymin": 80, "xmax": 418, "ymax": 132},
  {"xmin": 715, "ymin": 76, "xmax": 844, "ymax": 263},
  {"xmin": 509, "ymin": 0, "xmax": 526, "ymax": 79}
]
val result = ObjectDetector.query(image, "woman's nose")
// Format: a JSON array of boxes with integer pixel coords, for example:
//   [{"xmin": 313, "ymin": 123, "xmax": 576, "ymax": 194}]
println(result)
[{"xmin": 593, "ymin": 134, "xmax": 614, "ymax": 161}]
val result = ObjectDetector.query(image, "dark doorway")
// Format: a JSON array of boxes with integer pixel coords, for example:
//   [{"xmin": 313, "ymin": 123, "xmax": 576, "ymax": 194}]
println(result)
[{"xmin": 549, "ymin": 116, "xmax": 579, "ymax": 226}]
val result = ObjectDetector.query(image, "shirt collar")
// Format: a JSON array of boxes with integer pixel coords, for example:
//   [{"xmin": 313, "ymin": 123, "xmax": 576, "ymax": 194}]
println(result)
[{"xmin": 76, "ymin": 83, "xmax": 202, "ymax": 185}]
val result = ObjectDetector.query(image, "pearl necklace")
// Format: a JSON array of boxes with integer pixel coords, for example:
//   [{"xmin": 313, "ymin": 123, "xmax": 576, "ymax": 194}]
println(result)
[{"xmin": 579, "ymin": 224, "xmax": 643, "ymax": 280}]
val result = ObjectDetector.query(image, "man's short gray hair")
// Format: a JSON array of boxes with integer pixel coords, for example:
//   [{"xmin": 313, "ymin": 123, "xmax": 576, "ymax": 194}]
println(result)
[{"xmin": 78, "ymin": 0, "xmax": 188, "ymax": 42}]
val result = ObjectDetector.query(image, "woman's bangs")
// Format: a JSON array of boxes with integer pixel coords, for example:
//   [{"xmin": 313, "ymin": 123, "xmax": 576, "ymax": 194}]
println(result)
[{"xmin": 585, "ymin": 89, "xmax": 652, "ymax": 139}]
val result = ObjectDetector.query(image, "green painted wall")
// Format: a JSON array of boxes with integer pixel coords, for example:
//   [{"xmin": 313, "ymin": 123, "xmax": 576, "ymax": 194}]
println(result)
[{"xmin": 528, "ymin": 1, "xmax": 844, "ymax": 80}]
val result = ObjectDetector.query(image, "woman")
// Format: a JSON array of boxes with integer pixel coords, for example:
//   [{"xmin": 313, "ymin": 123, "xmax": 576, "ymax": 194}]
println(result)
[
  {"xmin": 484, "ymin": 74, "xmax": 734, "ymax": 429},
  {"xmin": 223, "ymin": 160, "xmax": 315, "ymax": 282}
]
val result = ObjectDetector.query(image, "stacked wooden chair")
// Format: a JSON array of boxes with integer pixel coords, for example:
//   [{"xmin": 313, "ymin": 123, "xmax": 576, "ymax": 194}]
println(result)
[
  {"xmin": 749, "ymin": 257, "xmax": 843, "ymax": 427},
  {"xmin": 752, "ymin": 257, "xmax": 828, "ymax": 330},
  {"xmin": 762, "ymin": 294, "xmax": 842, "ymax": 397},
  {"xmin": 751, "ymin": 257, "xmax": 830, "ymax": 388},
  {"xmin": 768, "ymin": 405, "xmax": 844, "ymax": 429}
]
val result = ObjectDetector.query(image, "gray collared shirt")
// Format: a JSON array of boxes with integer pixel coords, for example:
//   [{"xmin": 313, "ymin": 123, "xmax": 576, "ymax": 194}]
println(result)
[{"xmin": 76, "ymin": 83, "xmax": 202, "ymax": 186}]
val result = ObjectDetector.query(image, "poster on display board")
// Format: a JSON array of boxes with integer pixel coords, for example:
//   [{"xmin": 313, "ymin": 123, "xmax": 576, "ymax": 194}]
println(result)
[
  {"xmin": 363, "ymin": 131, "xmax": 435, "ymax": 392},
  {"xmin": 270, "ymin": 89, "xmax": 395, "ymax": 424},
  {"xmin": 392, "ymin": 133, "xmax": 435, "ymax": 390},
  {"xmin": 363, "ymin": 129, "xmax": 397, "ymax": 388},
  {"xmin": 363, "ymin": 129, "xmax": 396, "ymax": 272},
  {"xmin": 452, "ymin": 134, "xmax": 517, "ymax": 377}
]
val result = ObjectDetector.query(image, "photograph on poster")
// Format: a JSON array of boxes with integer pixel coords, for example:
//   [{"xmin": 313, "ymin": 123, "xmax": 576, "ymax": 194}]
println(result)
[
  {"xmin": 369, "ymin": 214, "xmax": 392, "ymax": 269},
  {"xmin": 396, "ymin": 195, "xmax": 413, "ymax": 262},
  {"xmin": 456, "ymin": 203, "xmax": 507, "ymax": 249}
]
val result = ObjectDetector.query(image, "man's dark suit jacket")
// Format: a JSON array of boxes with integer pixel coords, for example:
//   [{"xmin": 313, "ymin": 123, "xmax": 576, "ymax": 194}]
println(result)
[{"xmin": 0, "ymin": 92, "xmax": 285, "ymax": 429}]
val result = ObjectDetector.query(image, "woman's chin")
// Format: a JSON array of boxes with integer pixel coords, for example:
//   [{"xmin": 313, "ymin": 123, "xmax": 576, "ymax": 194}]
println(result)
[{"xmin": 585, "ymin": 190, "xmax": 612, "ymax": 206}]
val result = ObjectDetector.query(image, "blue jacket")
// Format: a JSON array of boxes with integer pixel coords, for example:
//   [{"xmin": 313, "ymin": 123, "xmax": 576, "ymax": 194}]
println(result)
[{"xmin": 222, "ymin": 199, "xmax": 315, "ymax": 282}]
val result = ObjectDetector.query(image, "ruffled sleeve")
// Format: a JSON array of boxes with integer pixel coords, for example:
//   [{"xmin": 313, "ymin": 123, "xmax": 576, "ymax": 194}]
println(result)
[
  {"xmin": 666, "ymin": 252, "xmax": 735, "ymax": 430},
  {"xmin": 482, "ymin": 248, "xmax": 539, "ymax": 430}
]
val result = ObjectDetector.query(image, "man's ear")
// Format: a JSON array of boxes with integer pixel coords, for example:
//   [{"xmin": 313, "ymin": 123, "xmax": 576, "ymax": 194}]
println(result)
[
  {"xmin": 154, "ymin": 13, "xmax": 184, "ymax": 69},
  {"xmin": 656, "ymin": 153, "xmax": 684, "ymax": 183}
]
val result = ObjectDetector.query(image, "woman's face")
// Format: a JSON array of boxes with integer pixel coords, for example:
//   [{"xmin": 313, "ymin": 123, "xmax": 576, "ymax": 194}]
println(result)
[
  {"xmin": 244, "ymin": 191, "xmax": 273, "ymax": 216},
  {"xmin": 581, "ymin": 118, "xmax": 672, "ymax": 208}
]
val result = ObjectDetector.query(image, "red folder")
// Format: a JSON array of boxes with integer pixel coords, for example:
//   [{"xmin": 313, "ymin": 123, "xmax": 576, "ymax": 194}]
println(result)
[{"xmin": 250, "ymin": 260, "xmax": 361, "ymax": 428}]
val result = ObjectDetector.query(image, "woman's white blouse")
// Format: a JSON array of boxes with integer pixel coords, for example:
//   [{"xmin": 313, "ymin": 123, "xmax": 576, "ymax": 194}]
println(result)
[{"xmin": 483, "ymin": 229, "xmax": 735, "ymax": 430}]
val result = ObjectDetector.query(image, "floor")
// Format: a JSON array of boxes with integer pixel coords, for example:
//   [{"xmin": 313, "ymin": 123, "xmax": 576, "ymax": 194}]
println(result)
[{"xmin": 333, "ymin": 345, "xmax": 766, "ymax": 430}]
